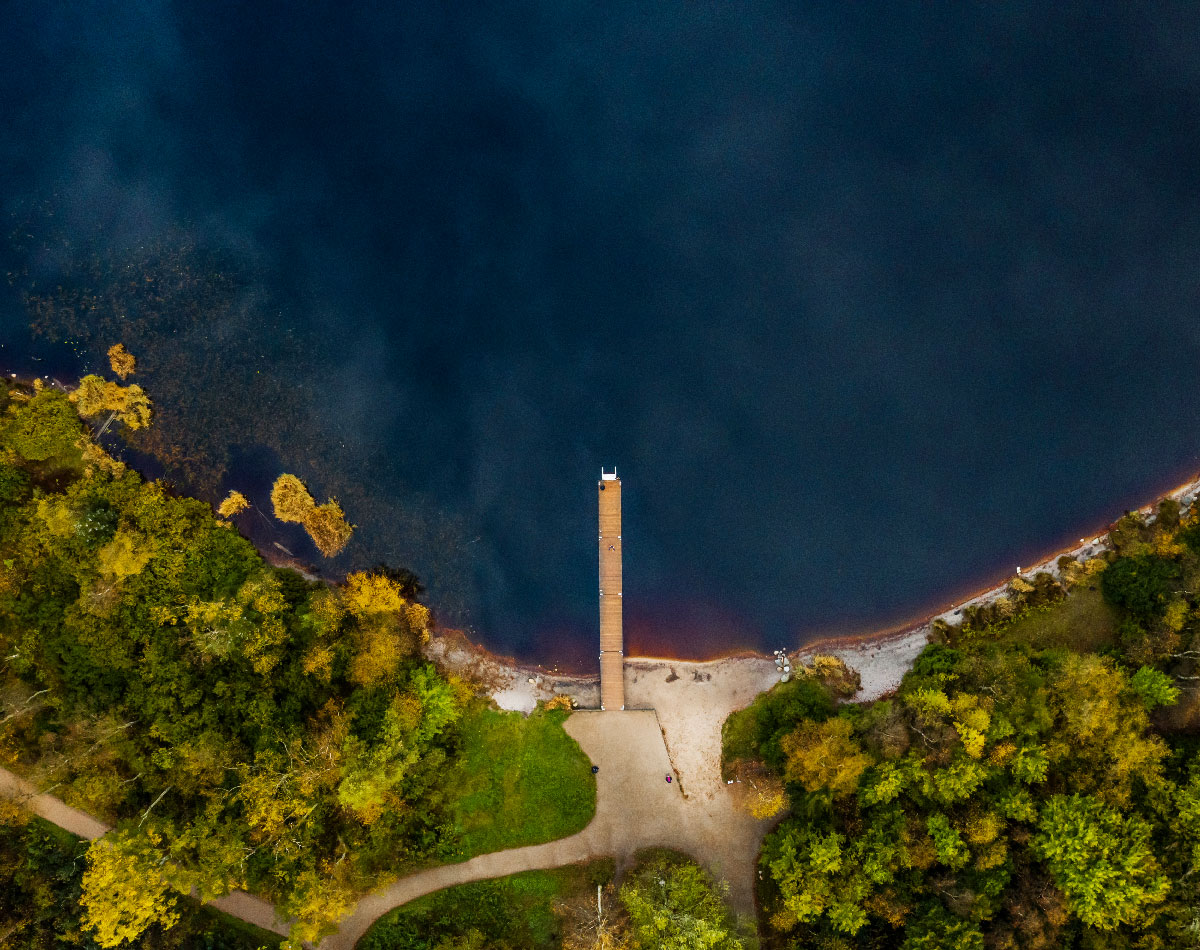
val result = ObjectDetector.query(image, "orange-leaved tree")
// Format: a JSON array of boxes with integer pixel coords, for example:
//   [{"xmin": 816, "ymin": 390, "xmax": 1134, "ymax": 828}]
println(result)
[
  {"xmin": 217, "ymin": 490, "xmax": 250, "ymax": 518},
  {"xmin": 106, "ymin": 343, "xmax": 137, "ymax": 379},
  {"xmin": 70, "ymin": 374, "xmax": 152, "ymax": 432},
  {"xmin": 270, "ymin": 473, "xmax": 354, "ymax": 556}
]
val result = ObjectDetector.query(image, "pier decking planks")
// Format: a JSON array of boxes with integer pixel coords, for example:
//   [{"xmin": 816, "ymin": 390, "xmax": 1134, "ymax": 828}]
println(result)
[{"xmin": 598, "ymin": 473, "xmax": 624, "ymax": 710}]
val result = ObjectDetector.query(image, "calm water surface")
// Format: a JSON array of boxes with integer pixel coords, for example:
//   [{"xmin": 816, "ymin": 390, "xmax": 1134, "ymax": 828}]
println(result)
[{"xmin": 3, "ymin": 2, "xmax": 1200, "ymax": 667}]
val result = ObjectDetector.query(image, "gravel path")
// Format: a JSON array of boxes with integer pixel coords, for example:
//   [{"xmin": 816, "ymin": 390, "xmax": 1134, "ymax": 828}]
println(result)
[
  {"xmin": 0, "ymin": 649, "xmax": 918, "ymax": 949},
  {"xmin": 321, "ymin": 706, "xmax": 774, "ymax": 949},
  {"xmin": 0, "ymin": 766, "xmax": 289, "ymax": 938}
]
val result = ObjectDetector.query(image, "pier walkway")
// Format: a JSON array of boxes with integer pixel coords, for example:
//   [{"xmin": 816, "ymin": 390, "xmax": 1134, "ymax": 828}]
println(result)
[{"xmin": 599, "ymin": 470, "xmax": 624, "ymax": 709}]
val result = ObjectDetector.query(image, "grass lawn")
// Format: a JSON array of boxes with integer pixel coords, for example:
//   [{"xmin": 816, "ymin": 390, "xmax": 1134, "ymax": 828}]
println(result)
[
  {"xmin": 721, "ymin": 701, "xmax": 760, "ymax": 769},
  {"xmin": 993, "ymin": 585, "xmax": 1119, "ymax": 653},
  {"xmin": 444, "ymin": 704, "xmax": 596, "ymax": 860},
  {"xmin": 358, "ymin": 859, "xmax": 613, "ymax": 950},
  {"xmin": 192, "ymin": 904, "xmax": 284, "ymax": 949}
]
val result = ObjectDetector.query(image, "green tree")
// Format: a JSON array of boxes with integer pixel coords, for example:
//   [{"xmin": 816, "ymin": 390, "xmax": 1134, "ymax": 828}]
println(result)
[
  {"xmin": 899, "ymin": 906, "xmax": 984, "ymax": 950},
  {"xmin": 1127, "ymin": 666, "xmax": 1180, "ymax": 711},
  {"xmin": 1033, "ymin": 793, "xmax": 1169, "ymax": 930},
  {"xmin": 764, "ymin": 815, "xmax": 905, "ymax": 936},
  {"xmin": 2, "ymin": 389, "xmax": 83, "ymax": 461},
  {"xmin": 1101, "ymin": 556, "xmax": 1180, "ymax": 620},
  {"xmin": 618, "ymin": 856, "xmax": 745, "ymax": 950}
]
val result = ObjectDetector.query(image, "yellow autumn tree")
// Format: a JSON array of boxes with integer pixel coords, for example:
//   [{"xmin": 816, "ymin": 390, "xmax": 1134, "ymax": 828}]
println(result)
[
  {"xmin": 70, "ymin": 375, "xmax": 153, "ymax": 431},
  {"xmin": 237, "ymin": 573, "xmax": 290, "ymax": 673},
  {"xmin": 781, "ymin": 716, "xmax": 873, "ymax": 798},
  {"xmin": 184, "ymin": 598, "xmax": 246, "ymax": 660},
  {"xmin": 97, "ymin": 529, "xmax": 156, "ymax": 579},
  {"xmin": 345, "ymin": 572, "xmax": 409, "ymax": 617},
  {"xmin": 305, "ymin": 499, "xmax": 353, "ymax": 557},
  {"xmin": 217, "ymin": 490, "xmax": 250, "ymax": 518},
  {"xmin": 344, "ymin": 572, "xmax": 430, "ymax": 684},
  {"xmin": 270, "ymin": 474, "xmax": 354, "ymax": 557},
  {"xmin": 106, "ymin": 343, "xmax": 137, "ymax": 379},
  {"xmin": 80, "ymin": 829, "xmax": 180, "ymax": 947},
  {"xmin": 799, "ymin": 654, "xmax": 862, "ymax": 698},
  {"xmin": 301, "ymin": 589, "xmax": 347, "ymax": 681},
  {"xmin": 281, "ymin": 866, "xmax": 357, "ymax": 946},
  {"xmin": 183, "ymin": 574, "xmax": 289, "ymax": 671},
  {"xmin": 732, "ymin": 759, "xmax": 788, "ymax": 819},
  {"xmin": 79, "ymin": 439, "xmax": 127, "ymax": 477},
  {"xmin": 271, "ymin": 474, "xmax": 315, "ymax": 523},
  {"xmin": 1047, "ymin": 654, "xmax": 1169, "ymax": 806},
  {"xmin": 349, "ymin": 625, "xmax": 407, "ymax": 686}
]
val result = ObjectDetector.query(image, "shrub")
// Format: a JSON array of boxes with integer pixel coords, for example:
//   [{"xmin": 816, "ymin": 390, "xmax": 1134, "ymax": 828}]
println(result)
[
  {"xmin": 2, "ymin": 390, "xmax": 82, "ymax": 462},
  {"xmin": 1101, "ymin": 556, "xmax": 1180, "ymax": 620}
]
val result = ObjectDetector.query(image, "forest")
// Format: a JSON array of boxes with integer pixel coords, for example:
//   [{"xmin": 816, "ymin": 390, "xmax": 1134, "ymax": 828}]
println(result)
[
  {"xmin": 0, "ymin": 375, "xmax": 598, "ymax": 947},
  {"xmin": 726, "ymin": 497, "xmax": 1200, "ymax": 949}
]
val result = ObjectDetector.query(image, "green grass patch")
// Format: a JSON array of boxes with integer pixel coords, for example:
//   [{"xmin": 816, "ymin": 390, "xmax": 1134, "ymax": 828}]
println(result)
[
  {"xmin": 358, "ymin": 859, "xmax": 613, "ymax": 950},
  {"xmin": 192, "ymin": 903, "xmax": 284, "ymax": 949},
  {"xmin": 993, "ymin": 585, "xmax": 1119, "ymax": 653},
  {"xmin": 444, "ymin": 704, "xmax": 596, "ymax": 860},
  {"xmin": 721, "ymin": 701, "xmax": 761, "ymax": 768}
]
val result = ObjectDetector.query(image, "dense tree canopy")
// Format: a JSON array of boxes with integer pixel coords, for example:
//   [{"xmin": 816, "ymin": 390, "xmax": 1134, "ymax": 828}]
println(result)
[
  {"xmin": 0, "ymin": 803, "xmax": 271, "ymax": 950},
  {"xmin": 0, "ymin": 379, "xmax": 592, "ymax": 946},
  {"xmin": 733, "ymin": 497, "xmax": 1200, "ymax": 950}
]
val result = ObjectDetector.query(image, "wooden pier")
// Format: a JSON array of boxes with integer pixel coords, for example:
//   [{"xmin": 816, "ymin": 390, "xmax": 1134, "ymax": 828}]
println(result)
[{"xmin": 598, "ymin": 469, "xmax": 624, "ymax": 710}]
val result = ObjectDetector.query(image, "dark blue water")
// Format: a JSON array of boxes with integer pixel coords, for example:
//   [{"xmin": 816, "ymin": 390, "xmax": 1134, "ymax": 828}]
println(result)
[{"xmin": 4, "ymin": 2, "xmax": 1200, "ymax": 667}]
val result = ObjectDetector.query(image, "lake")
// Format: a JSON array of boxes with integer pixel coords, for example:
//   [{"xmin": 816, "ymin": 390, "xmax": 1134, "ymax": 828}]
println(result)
[{"xmin": 3, "ymin": 1, "xmax": 1200, "ymax": 668}]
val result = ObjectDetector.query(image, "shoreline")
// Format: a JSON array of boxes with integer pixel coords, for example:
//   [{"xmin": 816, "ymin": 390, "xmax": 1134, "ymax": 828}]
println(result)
[
  {"xmin": 810, "ymin": 465, "xmax": 1200, "ymax": 649},
  {"xmin": 431, "ymin": 468, "xmax": 1200, "ymax": 714},
  {"xmin": 439, "ymin": 463, "xmax": 1200, "ymax": 679},
  {"xmin": 9, "ymin": 367, "xmax": 1199, "ymax": 685}
]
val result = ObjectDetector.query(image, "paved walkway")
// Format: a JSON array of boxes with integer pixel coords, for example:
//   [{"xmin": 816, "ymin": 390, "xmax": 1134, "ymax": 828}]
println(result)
[
  {"xmin": 322, "ymin": 708, "xmax": 772, "ymax": 949},
  {"xmin": 0, "ymin": 661, "xmax": 779, "ymax": 949}
]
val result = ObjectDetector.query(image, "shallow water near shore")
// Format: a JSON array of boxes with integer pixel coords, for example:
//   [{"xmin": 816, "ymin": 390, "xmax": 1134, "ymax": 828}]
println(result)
[{"xmin": 4, "ymin": 3, "xmax": 1200, "ymax": 668}]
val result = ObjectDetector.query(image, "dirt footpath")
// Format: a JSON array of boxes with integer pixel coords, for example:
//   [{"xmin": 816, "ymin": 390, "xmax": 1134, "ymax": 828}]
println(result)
[
  {"xmin": 323, "ymin": 707, "xmax": 774, "ymax": 949},
  {"xmin": 0, "ymin": 766, "xmax": 289, "ymax": 938}
]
